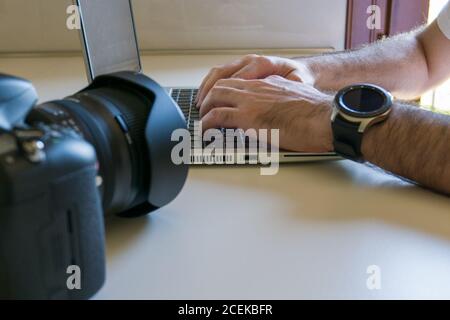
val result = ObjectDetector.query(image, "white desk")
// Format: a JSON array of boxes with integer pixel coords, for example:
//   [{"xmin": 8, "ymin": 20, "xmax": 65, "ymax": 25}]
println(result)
[{"xmin": 1, "ymin": 54, "xmax": 449, "ymax": 299}]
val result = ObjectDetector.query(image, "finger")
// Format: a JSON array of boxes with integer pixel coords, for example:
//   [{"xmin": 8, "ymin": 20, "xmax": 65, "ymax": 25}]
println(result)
[
  {"xmin": 196, "ymin": 59, "xmax": 249, "ymax": 107},
  {"xmin": 264, "ymin": 74, "xmax": 288, "ymax": 84},
  {"xmin": 214, "ymin": 78, "xmax": 251, "ymax": 90},
  {"xmin": 231, "ymin": 63, "xmax": 262, "ymax": 79},
  {"xmin": 196, "ymin": 67, "xmax": 220, "ymax": 103},
  {"xmin": 199, "ymin": 86, "xmax": 244, "ymax": 118},
  {"xmin": 231, "ymin": 62, "xmax": 271, "ymax": 80},
  {"xmin": 217, "ymin": 78, "xmax": 278, "ymax": 93},
  {"xmin": 201, "ymin": 108, "xmax": 240, "ymax": 131},
  {"xmin": 285, "ymin": 69, "xmax": 304, "ymax": 82},
  {"xmin": 264, "ymin": 74, "xmax": 284, "ymax": 81}
]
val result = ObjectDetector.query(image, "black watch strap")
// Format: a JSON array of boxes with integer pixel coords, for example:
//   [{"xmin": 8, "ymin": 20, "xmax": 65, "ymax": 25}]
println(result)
[{"xmin": 332, "ymin": 114, "xmax": 364, "ymax": 162}]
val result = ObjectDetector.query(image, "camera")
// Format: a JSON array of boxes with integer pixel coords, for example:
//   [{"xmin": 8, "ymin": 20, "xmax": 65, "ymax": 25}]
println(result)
[{"xmin": 0, "ymin": 72, "xmax": 189, "ymax": 299}]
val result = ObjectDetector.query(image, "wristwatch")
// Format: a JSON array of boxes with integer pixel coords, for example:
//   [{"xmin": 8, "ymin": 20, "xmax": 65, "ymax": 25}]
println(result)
[{"xmin": 331, "ymin": 84, "xmax": 393, "ymax": 162}]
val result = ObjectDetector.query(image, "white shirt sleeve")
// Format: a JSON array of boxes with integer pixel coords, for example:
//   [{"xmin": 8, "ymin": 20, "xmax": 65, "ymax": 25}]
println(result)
[{"xmin": 437, "ymin": 1, "xmax": 450, "ymax": 40}]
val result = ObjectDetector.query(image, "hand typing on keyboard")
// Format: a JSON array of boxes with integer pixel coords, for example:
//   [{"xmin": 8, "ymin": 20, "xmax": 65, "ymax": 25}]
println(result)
[
  {"xmin": 197, "ymin": 75, "xmax": 334, "ymax": 153},
  {"xmin": 195, "ymin": 54, "xmax": 313, "ymax": 107}
]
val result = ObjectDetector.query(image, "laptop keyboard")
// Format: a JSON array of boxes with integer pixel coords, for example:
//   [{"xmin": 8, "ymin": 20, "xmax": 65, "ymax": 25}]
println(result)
[
  {"xmin": 170, "ymin": 88, "xmax": 199, "ymax": 134},
  {"xmin": 172, "ymin": 88, "xmax": 245, "ymax": 148},
  {"xmin": 170, "ymin": 88, "xmax": 336, "ymax": 164},
  {"xmin": 171, "ymin": 88, "xmax": 248, "ymax": 162},
  {"xmin": 170, "ymin": 88, "xmax": 207, "ymax": 150}
]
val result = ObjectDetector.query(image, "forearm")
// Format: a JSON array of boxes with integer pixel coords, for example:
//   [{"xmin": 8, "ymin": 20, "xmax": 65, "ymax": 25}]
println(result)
[
  {"xmin": 361, "ymin": 103, "xmax": 450, "ymax": 195},
  {"xmin": 297, "ymin": 29, "xmax": 429, "ymax": 100}
]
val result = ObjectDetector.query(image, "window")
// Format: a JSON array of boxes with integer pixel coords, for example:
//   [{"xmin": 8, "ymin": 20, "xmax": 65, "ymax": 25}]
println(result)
[
  {"xmin": 346, "ymin": 0, "xmax": 429, "ymax": 49},
  {"xmin": 420, "ymin": 0, "xmax": 450, "ymax": 114}
]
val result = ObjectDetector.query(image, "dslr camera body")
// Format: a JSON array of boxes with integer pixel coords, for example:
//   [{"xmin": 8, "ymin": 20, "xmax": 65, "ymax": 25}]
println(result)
[{"xmin": 0, "ymin": 72, "xmax": 188, "ymax": 299}]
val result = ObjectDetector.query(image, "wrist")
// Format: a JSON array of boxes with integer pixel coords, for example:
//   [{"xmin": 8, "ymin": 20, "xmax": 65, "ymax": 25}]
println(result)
[
  {"xmin": 361, "ymin": 103, "xmax": 401, "ymax": 162},
  {"xmin": 331, "ymin": 84, "xmax": 394, "ymax": 161},
  {"xmin": 318, "ymin": 97, "xmax": 334, "ymax": 152}
]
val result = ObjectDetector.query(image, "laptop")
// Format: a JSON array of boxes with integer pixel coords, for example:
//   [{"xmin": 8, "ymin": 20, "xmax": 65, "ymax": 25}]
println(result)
[{"xmin": 75, "ymin": 0, "xmax": 339, "ymax": 164}]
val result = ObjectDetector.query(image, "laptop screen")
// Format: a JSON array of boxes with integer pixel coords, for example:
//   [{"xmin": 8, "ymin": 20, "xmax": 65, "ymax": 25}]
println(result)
[{"xmin": 77, "ymin": 0, "xmax": 141, "ymax": 82}]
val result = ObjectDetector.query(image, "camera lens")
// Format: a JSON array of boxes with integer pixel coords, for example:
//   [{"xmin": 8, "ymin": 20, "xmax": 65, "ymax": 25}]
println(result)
[{"xmin": 27, "ymin": 82, "xmax": 154, "ymax": 216}]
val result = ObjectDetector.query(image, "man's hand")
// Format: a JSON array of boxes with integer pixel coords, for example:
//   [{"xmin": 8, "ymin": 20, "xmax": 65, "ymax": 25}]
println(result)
[
  {"xmin": 199, "ymin": 75, "xmax": 333, "ymax": 153},
  {"xmin": 196, "ymin": 54, "xmax": 314, "ymax": 107}
]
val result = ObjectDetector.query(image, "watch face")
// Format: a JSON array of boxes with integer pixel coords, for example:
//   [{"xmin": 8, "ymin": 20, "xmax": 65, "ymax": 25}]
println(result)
[{"xmin": 337, "ymin": 84, "xmax": 392, "ymax": 118}]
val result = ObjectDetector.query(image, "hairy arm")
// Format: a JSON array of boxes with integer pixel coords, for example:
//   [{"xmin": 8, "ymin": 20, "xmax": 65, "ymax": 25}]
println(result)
[
  {"xmin": 299, "ymin": 21, "xmax": 450, "ymax": 193},
  {"xmin": 197, "ymin": 22, "xmax": 450, "ymax": 103},
  {"xmin": 361, "ymin": 102, "xmax": 450, "ymax": 195},
  {"xmin": 200, "ymin": 80, "xmax": 450, "ymax": 195},
  {"xmin": 197, "ymin": 18, "xmax": 450, "ymax": 194},
  {"xmin": 300, "ymin": 22, "xmax": 450, "ymax": 99},
  {"xmin": 199, "ymin": 77, "xmax": 450, "ymax": 194}
]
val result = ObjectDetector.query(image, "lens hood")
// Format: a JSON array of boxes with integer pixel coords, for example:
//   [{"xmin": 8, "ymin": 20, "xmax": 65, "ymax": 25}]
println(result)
[{"xmin": 79, "ymin": 71, "xmax": 189, "ymax": 212}]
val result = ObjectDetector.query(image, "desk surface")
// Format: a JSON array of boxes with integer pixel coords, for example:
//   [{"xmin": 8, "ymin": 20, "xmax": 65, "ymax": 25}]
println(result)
[{"xmin": 1, "ymin": 54, "xmax": 449, "ymax": 299}]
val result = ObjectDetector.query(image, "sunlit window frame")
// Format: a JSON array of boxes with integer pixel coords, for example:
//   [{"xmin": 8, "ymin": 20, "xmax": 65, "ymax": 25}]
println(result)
[{"xmin": 420, "ymin": 0, "xmax": 450, "ymax": 114}]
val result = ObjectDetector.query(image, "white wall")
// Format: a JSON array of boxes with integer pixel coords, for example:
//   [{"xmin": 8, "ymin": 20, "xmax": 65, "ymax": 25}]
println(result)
[{"xmin": 0, "ymin": 0, "xmax": 347, "ymax": 53}]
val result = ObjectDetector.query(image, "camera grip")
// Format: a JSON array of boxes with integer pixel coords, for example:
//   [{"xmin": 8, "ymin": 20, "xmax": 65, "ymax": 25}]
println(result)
[{"xmin": 0, "ymin": 142, "xmax": 105, "ymax": 299}]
